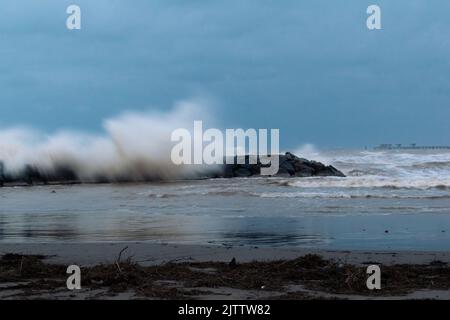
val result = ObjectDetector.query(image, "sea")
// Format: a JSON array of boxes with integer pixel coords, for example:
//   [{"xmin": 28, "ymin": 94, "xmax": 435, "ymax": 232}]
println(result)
[{"xmin": 1, "ymin": 149, "xmax": 450, "ymax": 251}]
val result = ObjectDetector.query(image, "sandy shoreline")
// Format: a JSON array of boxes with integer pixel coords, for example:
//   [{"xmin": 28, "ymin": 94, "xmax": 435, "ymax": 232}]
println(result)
[
  {"xmin": 2, "ymin": 242, "xmax": 450, "ymax": 267},
  {"xmin": 1, "ymin": 242, "xmax": 450, "ymax": 266}
]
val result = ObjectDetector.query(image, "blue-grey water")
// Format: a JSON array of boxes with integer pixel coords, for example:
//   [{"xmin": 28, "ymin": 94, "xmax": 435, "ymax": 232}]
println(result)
[{"xmin": 1, "ymin": 149, "xmax": 450, "ymax": 251}]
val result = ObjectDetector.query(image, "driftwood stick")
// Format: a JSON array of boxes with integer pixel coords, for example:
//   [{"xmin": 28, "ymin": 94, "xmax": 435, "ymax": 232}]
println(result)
[
  {"xmin": 117, "ymin": 246, "xmax": 129, "ymax": 263},
  {"xmin": 19, "ymin": 256, "xmax": 24, "ymax": 274},
  {"xmin": 115, "ymin": 246, "xmax": 129, "ymax": 272}
]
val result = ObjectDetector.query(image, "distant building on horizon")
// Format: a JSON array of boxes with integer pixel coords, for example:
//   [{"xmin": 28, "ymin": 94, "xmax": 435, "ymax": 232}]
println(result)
[{"xmin": 374, "ymin": 143, "xmax": 450, "ymax": 150}]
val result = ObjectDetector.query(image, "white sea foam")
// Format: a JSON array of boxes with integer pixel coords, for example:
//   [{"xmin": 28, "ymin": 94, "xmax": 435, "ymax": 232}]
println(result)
[
  {"xmin": 284, "ymin": 176, "xmax": 450, "ymax": 189},
  {"xmin": 257, "ymin": 191, "xmax": 450, "ymax": 199},
  {"xmin": 0, "ymin": 99, "xmax": 215, "ymax": 181},
  {"xmin": 287, "ymin": 146, "xmax": 450, "ymax": 190}
]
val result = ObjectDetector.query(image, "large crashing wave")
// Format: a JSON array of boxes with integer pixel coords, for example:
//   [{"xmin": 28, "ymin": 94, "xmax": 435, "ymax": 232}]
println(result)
[{"xmin": 0, "ymin": 99, "xmax": 216, "ymax": 183}]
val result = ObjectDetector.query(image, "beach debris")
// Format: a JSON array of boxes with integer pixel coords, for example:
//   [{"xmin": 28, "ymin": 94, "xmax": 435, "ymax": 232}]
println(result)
[
  {"xmin": 228, "ymin": 258, "xmax": 237, "ymax": 268},
  {"xmin": 115, "ymin": 246, "xmax": 129, "ymax": 273},
  {"xmin": 1, "ymin": 253, "xmax": 450, "ymax": 300}
]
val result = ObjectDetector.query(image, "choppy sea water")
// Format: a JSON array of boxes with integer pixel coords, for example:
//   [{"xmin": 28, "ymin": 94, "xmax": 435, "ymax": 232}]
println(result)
[{"xmin": 1, "ymin": 149, "xmax": 450, "ymax": 251}]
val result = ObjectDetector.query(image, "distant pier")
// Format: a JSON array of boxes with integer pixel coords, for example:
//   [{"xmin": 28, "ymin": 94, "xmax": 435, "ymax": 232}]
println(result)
[{"xmin": 374, "ymin": 143, "xmax": 450, "ymax": 150}]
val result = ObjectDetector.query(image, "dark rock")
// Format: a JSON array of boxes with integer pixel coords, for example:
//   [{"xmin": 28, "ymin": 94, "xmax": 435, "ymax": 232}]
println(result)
[
  {"xmin": 219, "ymin": 152, "xmax": 345, "ymax": 178},
  {"xmin": 276, "ymin": 167, "xmax": 294, "ymax": 176},
  {"xmin": 279, "ymin": 159, "xmax": 296, "ymax": 176},
  {"xmin": 234, "ymin": 168, "xmax": 253, "ymax": 177},
  {"xmin": 0, "ymin": 162, "xmax": 78, "ymax": 187},
  {"xmin": 0, "ymin": 151, "xmax": 345, "ymax": 186},
  {"xmin": 0, "ymin": 161, "xmax": 4, "ymax": 187}
]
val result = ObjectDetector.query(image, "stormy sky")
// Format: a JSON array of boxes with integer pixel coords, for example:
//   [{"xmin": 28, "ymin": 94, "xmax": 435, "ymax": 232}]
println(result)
[{"xmin": 1, "ymin": 0, "xmax": 450, "ymax": 148}]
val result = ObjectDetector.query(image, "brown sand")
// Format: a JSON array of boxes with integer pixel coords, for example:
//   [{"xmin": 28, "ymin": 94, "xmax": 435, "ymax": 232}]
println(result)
[{"xmin": 1, "ymin": 243, "xmax": 449, "ymax": 300}]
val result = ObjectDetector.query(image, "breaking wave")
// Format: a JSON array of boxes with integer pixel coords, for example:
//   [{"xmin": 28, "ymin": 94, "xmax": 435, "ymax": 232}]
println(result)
[
  {"xmin": 0, "ymin": 99, "xmax": 215, "ymax": 182},
  {"xmin": 256, "ymin": 192, "xmax": 450, "ymax": 200},
  {"xmin": 285, "ymin": 147, "xmax": 450, "ymax": 191},
  {"xmin": 281, "ymin": 177, "xmax": 450, "ymax": 190}
]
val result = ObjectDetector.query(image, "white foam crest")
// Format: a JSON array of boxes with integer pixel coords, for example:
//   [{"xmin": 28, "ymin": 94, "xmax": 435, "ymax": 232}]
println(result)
[
  {"xmin": 257, "ymin": 191, "xmax": 450, "ymax": 199},
  {"xmin": 286, "ymin": 176, "xmax": 450, "ymax": 190},
  {"xmin": 0, "ymin": 99, "xmax": 215, "ymax": 181},
  {"xmin": 292, "ymin": 143, "xmax": 331, "ymax": 165},
  {"xmin": 313, "ymin": 149, "xmax": 450, "ymax": 183}
]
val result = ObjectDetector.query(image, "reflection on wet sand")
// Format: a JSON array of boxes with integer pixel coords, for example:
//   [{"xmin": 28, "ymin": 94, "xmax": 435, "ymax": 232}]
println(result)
[{"xmin": 0, "ymin": 179, "xmax": 449, "ymax": 250}]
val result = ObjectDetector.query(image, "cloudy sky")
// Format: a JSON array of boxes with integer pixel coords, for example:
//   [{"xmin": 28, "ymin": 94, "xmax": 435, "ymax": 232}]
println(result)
[{"xmin": 1, "ymin": 0, "xmax": 450, "ymax": 148}]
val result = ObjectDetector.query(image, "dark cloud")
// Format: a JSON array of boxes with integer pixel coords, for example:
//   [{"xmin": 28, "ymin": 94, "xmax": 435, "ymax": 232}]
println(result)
[{"xmin": 1, "ymin": 0, "xmax": 450, "ymax": 147}]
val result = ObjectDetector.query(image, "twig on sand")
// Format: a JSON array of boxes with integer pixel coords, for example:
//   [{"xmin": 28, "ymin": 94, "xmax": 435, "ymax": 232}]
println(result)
[
  {"xmin": 117, "ymin": 246, "xmax": 129, "ymax": 263},
  {"xmin": 115, "ymin": 246, "xmax": 129, "ymax": 273},
  {"xmin": 19, "ymin": 256, "xmax": 24, "ymax": 274}
]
